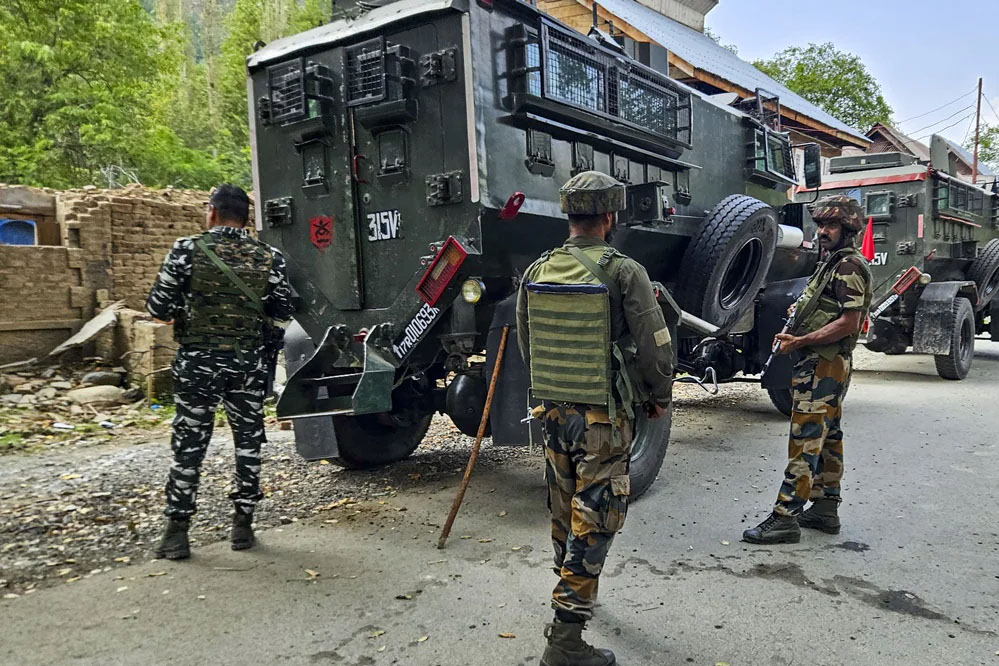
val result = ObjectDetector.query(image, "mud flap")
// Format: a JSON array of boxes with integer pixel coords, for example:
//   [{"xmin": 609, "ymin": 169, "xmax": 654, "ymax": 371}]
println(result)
[
  {"xmin": 283, "ymin": 321, "xmax": 339, "ymax": 461},
  {"xmin": 913, "ymin": 281, "xmax": 978, "ymax": 355},
  {"xmin": 758, "ymin": 276, "xmax": 808, "ymax": 389},
  {"xmin": 486, "ymin": 292, "xmax": 538, "ymax": 447}
]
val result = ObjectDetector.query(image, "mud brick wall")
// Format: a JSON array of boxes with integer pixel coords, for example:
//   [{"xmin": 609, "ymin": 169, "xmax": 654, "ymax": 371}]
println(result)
[
  {"xmin": 0, "ymin": 186, "xmax": 208, "ymax": 364},
  {"xmin": 0, "ymin": 245, "xmax": 92, "ymax": 363},
  {"xmin": 102, "ymin": 194, "xmax": 205, "ymax": 310}
]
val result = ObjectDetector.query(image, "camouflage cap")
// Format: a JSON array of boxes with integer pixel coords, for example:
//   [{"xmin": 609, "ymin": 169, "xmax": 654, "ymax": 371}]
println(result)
[
  {"xmin": 811, "ymin": 194, "xmax": 864, "ymax": 232},
  {"xmin": 560, "ymin": 171, "xmax": 626, "ymax": 216}
]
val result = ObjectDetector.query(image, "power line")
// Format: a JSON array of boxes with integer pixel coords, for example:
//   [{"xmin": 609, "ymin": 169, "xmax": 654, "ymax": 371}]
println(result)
[
  {"xmin": 906, "ymin": 103, "xmax": 976, "ymax": 137},
  {"xmin": 916, "ymin": 112, "xmax": 977, "ymax": 141},
  {"xmin": 982, "ymin": 91, "xmax": 999, "ymax": 126},
  {"xmin": 963, "ymin": 114, "xmax": 975, "ymax": 145},
  {"xmin": 896, "ymin": 86, "xmax": 977, "ymax": 125}
]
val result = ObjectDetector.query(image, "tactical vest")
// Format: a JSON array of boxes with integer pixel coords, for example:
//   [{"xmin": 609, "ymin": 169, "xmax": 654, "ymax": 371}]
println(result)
[
  {"xmin": 525, "ymin": 244, "xmax": 638, "ymax": 420},
  {"xmin": 176, "ymin": 232, "xmax": 273, "ymax": 352},
  {"xmin": 791, "ymin": 246, "xmax": 873, "ymax": 360}
]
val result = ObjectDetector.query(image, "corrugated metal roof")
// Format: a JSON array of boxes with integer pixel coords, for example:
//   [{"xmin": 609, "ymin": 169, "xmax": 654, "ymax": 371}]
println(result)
[{"xmin": 593, "ymin": 0, "xmax": 869, "ymax": 142}]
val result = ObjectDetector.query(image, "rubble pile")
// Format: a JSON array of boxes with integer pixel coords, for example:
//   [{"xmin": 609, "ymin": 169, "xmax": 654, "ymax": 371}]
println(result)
[{"xmin": 0, "ymin": 360, "xmax": 168, "ymax": 452}]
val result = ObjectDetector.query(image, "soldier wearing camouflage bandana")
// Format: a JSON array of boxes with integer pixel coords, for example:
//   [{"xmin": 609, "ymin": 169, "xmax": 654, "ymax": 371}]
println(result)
[
  {"xmin": 516, "ymin": 171, "xmax": 674, "ymax": 666},
  {"xmin": 147, "ymin": 184, "xmax": 294, "ymax": 560},
  {"xmin": 744, "ymin": 194, "xmax": 872, "ymax": 545}
]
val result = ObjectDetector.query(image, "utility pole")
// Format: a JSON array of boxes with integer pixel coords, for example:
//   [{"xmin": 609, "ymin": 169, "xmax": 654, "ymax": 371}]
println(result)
[{"xmin": 973, "ymin": 76, "xmax": 983, "ymax": 184}]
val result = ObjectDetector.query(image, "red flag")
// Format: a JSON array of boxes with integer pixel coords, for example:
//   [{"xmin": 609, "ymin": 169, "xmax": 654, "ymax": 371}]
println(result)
[{"xmin": 861, "ymin": 216, "xmax": 875, "ymax": 261}]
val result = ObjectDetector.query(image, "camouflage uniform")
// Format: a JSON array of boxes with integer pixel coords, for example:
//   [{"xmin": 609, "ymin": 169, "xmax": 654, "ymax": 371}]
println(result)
[
  {"xmin": 147, "ymin": 226, "xmax": 294, "ymax": 518},
  {"xmin": 516, "ymin": 172, "xmax": 673, "ymax": 626},
  {"xmin": 774, "ymin": 196, "xmax": 872, "ymax": 516}
]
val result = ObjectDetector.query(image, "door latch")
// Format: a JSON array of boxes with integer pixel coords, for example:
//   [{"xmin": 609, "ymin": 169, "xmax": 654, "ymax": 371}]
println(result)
[
  {"xmin": 420, "ymin": 48, "xmax": 458, "ymax": 86},
  {"xmin": 426, "ymin": 172, "xmax": 463, "ymax": 206}
]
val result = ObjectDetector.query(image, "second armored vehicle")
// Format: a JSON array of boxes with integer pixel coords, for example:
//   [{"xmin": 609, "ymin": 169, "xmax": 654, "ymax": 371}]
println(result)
[{"xmin": 796, "ymin": 137, "xmax": 999, "ymax": 382}]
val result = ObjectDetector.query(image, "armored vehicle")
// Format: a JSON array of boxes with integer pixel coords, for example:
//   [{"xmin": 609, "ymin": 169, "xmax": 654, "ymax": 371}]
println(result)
[
  {"xmin": 246, "ymin": 0, "xmax": 824, "ymax": 497},
  {"xmin": 795, "ymin": 137, "xmax": 999, "ymax": 382}
]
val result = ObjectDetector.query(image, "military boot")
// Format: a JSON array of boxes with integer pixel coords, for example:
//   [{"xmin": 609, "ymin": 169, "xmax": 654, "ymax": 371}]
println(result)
[
  {"xmin": 231, "ymin": 512, "xmax": 255, "ymax": 551},
  {"xmin": 539, "ymin": 622, "xmax": 616, "ymax": 666},
  {"xmin": 798, "ymin": 498, "xmax": 841, "ymax": 534},
  {"xmin": 742, "ymin": 512, "xmax": 800, "ymax": 544},
  {"xmin": 154, "ymin": 517, "xmax": 191, "ymax": 560}
]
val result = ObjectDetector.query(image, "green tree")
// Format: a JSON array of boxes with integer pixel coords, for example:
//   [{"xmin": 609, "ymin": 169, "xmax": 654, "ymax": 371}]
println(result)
[
  {"xmin": 754, "ymin": 43, "xmax": 893, "ymax": 131},
  {"xmin": 0, "ymin": 0, "xmax": 166, "ymax": 187},
  {"xmin": 968, "ymin": 124, "xmax": 999, "ymax": 174}
]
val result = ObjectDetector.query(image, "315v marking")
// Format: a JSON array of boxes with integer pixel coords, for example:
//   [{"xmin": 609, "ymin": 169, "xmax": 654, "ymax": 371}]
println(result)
[{"xmin": 368, "ymin": 209, "xmax": 402, "ymax": 242}]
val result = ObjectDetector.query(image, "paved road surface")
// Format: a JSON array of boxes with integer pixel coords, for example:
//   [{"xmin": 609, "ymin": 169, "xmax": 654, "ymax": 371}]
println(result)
[{"xmin": 3, "ymin": 344, "xmax": 998, "ymax": 666}]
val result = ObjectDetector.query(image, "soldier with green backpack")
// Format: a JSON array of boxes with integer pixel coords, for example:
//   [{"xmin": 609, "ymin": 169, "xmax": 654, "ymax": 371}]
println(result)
[
  {"xmin": 147, "ymin": 185, "xmax": 295, "ymax": 560},
  {"xmin": 743, "ymin": 194, "xmax": 873, "ymax": 545},
  {"xmin": 516, "ymin": 171, "xmax": 674, "ymax": 666}
]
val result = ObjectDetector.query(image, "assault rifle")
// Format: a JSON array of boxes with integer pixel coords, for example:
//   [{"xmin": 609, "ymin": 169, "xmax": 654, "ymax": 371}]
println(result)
[
  {"xmin": 263, "ymin": 321, "xmax": 285, "ymax": 398},
  {"xmin": 761, "ymin": 301, "xmax": 797, "ymax": 377}
]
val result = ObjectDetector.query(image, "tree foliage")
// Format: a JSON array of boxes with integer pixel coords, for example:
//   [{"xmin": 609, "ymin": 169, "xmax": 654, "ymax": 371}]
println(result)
[
  {"xmin": 968, "ymin": 124, "xmax": 999, "ymax": 174},
  {"xmin": 0, "ymin": 0, "xmax": 328, "ymax": 190},
  {"xmin": 754, "ymin": 43, "xmax": 893, "ymax": 131}
]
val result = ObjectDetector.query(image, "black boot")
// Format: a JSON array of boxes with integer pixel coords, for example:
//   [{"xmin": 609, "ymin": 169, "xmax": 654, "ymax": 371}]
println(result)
[
  {"xmin": 742, "ymin": 512, "xmax": 800, "ymax": 544},
  {"xmin": 231, "ymin": 512, "xmax": 255, "ymax": 551},
  {"xmin": 154, "ymin": 517, "xmax": 191, "ymax": 560},
  {"xmin": 798, "ymin": 498, "xmax": 841, "ymax": 534},
  {"xmin": 539, "ymin": 622, "xmax": 616, "ymax": 666}
]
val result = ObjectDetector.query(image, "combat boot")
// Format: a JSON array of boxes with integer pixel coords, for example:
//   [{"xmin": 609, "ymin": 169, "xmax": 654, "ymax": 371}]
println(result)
[
  {"xmin": 231, "ymin": 512, "xmax": 255, "ymax": 551},
  {"xmin": 154, "ymin": 517, "xmax": 191, "ymax": 560},
  {"xmin": 742, "ymin": 512, "xmax": 800, "ymax": 544},
  {"xmin": 540, "ymin": 622, "xmax": 615, "ymax": 666},
  {"xmin": 798, "ymin": 498, "xmax": 841, "ymax": 534}
]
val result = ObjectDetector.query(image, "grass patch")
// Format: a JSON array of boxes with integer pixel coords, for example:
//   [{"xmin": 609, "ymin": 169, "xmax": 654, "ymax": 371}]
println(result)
[{"xmin": 0, "ymin": 433, "xmax": 27, "ymax": 451}]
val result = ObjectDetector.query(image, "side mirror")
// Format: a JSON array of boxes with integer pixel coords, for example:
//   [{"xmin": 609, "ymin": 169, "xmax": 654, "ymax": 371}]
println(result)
[{"xmin": 802, "ymin": 143, "xmax": 822, "ymax": 189}]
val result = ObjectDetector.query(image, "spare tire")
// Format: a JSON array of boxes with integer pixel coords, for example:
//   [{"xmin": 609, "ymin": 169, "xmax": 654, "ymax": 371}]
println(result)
[
  {"xmin": 967, "ymin": 238, "xmax": 999, "ymax": 310},
  {"xmin": 676, "ymin": 195, "xmax": 779, "ymax": 330}
]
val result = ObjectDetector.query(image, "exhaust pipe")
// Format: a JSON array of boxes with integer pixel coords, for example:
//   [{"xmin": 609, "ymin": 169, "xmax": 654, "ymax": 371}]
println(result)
[{"xmin": 679, "ymin": 311, "xmax": 721, "ymax": 337}]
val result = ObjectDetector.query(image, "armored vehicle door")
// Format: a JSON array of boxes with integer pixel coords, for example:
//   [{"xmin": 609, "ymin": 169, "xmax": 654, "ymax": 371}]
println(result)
[{"xmin": 344, "ymin": 26, "xmax": 450, "ymax": 309}]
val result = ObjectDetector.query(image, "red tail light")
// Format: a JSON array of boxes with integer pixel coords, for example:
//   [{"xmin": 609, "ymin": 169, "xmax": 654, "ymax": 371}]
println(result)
[
  {"xmin": 417, "ymin": 237, "xmax": 468, "ymax": 306},
  {"xmin": 891, "ymin": 266, "xmax": 922, "ymax": 295}
]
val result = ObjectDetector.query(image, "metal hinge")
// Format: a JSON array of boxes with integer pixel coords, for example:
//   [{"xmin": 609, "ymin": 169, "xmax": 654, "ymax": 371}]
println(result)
[
  {"xmin": 897, "ymin": 194, "xmax": 919, "ymax": 207},
  {"xmin": 897, "ymin": 240, "xmax": 917, "ymax": 255},
  {"xmin": 420, "ymin": 48, "xmax": 458, "ymax": 86},
  {"xmin": 426, "ymin": 172, "xmax": 463, "ymax": 206},
  {"xmin": 264, "ymin": 197, "xmax": 293, "ymax": 228},
  {"xmin": 257, "ymin": 96, "xmax": 272, "ymax": 125}
]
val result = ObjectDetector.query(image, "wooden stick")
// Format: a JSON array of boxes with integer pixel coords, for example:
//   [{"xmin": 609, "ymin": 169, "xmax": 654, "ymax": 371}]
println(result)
[{"xmin": 437, "ymin": 325, "xmax": 510, "ymax": 549}]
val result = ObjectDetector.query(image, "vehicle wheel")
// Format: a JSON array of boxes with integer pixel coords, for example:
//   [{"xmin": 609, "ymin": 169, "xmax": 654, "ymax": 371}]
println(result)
[
  {"xmin": 968, "ymin": 238, "xmax": 999, "ymax": 310},
  {"xmin": 934, "ymin": 297, "xmax": 975, "ymax": 380},
  {"xmin": 331, "ymin": 412, "xmax": 432, "ymax": 468},
  {"xmin": 766, "ymin": 387, "xmax": 793, "ymax": 417},
  {"xmin": 629, "ymin": 404, "xmax": 672, "ymax": 500},
  {"xmin": 676, "ymin": 195, "xmax": 778, "ymax": 331}
]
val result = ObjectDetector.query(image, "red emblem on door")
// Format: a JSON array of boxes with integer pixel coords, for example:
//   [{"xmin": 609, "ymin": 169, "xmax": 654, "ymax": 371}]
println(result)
[{"xmin": 309, "ymin": 215, "xmax": 333, "ymax": 251}]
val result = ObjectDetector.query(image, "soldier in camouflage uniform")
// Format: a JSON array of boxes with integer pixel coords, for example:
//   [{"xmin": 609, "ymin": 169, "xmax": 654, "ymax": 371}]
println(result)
[
  {"xmin": 147, "ymin": 185, "xmax": 295, "ymax": 560},
  {"xmin": 517, "ymin": 171, "xmax": 674, "ymax": 666},
  {"xmin": 744, "ymin": 195, "xmax": 873, "ymax": 544}
]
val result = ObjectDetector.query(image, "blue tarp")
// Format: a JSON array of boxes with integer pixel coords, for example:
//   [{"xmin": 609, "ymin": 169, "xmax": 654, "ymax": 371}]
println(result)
[{"xmin": 0, "ymin": 219, "xmax": 37, "ymax": 245}]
